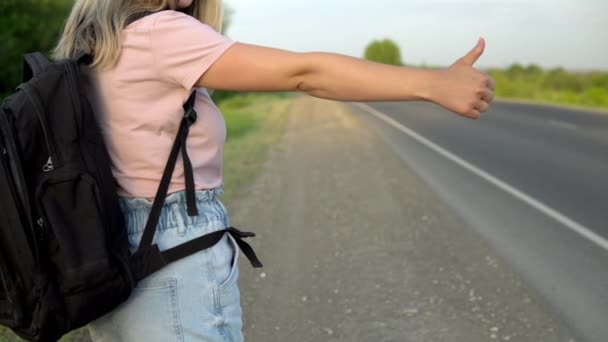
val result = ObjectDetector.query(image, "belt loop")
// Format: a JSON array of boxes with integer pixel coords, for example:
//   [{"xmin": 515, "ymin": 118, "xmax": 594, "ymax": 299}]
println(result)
[{"xmin": 175, "ymin": 208, "xmax": 187, "ymax": 237}]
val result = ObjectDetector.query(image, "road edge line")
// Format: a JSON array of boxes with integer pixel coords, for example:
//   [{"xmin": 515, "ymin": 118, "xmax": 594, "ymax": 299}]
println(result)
[{"xmin": 353, "ymin": 102, "xmax": 608, "ymax": 252}]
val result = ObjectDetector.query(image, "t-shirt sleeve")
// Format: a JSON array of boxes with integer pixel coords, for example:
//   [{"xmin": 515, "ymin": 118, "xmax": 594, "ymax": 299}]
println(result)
[{"xmin": 150, "ymin": 11, "xmax": 236, "ymax": 90}]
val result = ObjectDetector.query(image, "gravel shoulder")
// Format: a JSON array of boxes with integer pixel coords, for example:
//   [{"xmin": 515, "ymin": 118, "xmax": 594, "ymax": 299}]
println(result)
[{"xmin": 226, "ymin": 96, "xmax": 580, "ymax": 342}]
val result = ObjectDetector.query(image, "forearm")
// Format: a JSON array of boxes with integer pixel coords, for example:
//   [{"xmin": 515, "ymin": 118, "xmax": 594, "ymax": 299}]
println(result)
[
  {"xmin": 200, "ymin": 40, "xmax": 493, "ymax": 119},
  {"xmin": 296, "ymin": 52, "xmax": 435, "ymax": 102}
]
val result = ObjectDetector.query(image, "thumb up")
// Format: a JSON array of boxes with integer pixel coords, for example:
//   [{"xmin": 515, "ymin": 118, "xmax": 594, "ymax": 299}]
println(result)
[
  {"xmin": 457, "ymin": 38, "xmax": 486, "ymax": 66},
  {"xmin": 428, "ymin": 38, "xmax": 496, "ymax": 119}
]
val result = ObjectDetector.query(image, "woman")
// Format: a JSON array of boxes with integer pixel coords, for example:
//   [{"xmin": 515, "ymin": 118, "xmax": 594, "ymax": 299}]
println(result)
[{"xmin": 52, "ymin": 0, "xmax": 494, "ymax": 341}]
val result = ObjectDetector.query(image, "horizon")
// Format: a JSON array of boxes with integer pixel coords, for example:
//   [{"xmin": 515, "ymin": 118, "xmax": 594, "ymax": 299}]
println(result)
[{"xmin": 225, "ymin": 0, "xmax": 608, "ymax": 72}]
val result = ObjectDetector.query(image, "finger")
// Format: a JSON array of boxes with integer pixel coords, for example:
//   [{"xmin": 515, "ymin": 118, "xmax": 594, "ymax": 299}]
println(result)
[
  {"xmin": 475, "ymin": 100, "xmax": 490, "ymax": 113},
  {"xmin": 458, "ymin": 38, "xmax": 486, "ymax": 66},
  {"xmin": 481, "ymin": 88, "xmax": 494, "ymax": 103},
  {"xmin": 465, "ymin": 109, "xmax": 481, "ymax": 119},
  {"xmin": 486, "ymin": 76, "xmax": 496, "ymax": 90}
]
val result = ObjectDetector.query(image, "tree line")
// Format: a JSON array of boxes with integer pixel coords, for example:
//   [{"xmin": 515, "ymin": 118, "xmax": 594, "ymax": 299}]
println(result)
[
  {"xmin": 0, "ymin": 0, "xmax": 73, "ymax": 98},
  {"xmin": 363, "ymin": 38, "xmax": 608, "ymax": 108}
]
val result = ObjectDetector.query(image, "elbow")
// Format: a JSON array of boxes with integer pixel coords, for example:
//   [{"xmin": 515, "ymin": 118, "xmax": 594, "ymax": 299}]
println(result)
[
  {"xmin": 290, "ymin": 52, "xmax": 318, "ymax": 94},
  {"xmin": 295, "ymin": 77, "xmax": 314, "ymax": 93},
  {"xmin": 295, "ymin": 75, "xmax": 330, "ymax": 98}
]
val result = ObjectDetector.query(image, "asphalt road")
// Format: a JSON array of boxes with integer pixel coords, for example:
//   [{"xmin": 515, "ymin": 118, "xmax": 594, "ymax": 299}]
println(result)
[
  {"xmin": 229, "ymin": 97, "xmax": 582, "ymax": 342},
  {"xmin": 357, "ymin": 101, "xmax": 608, "ymax": 235},
  {"xmin": 346, "ymin": 100, "xmax": 608, "ymax": 342}
]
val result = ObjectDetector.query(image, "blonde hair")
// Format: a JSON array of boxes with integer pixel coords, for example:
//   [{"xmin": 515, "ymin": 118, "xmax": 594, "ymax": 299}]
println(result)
[{"xmin": 52, "ymin": 0, "xmax": 223, "ymax": 69}]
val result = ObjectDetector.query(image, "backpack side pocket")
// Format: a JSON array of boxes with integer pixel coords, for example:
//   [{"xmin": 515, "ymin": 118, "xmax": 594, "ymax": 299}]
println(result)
[
  {"xmin": 36, "ymin": 170, "xmax": 112, "ymax": 293},
  {"xmin": 35, "ymin": 169, "xmax": 132, "ymax": 328},
  {"xmin": 0, "ymin": 150, "xmax": 29, "ymax": 329}
]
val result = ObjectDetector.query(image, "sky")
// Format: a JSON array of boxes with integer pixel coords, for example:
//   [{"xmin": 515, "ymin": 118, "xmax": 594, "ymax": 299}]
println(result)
[{"xmin": 225, "ymin": 0, "xmax": 608, "ymax": 71}]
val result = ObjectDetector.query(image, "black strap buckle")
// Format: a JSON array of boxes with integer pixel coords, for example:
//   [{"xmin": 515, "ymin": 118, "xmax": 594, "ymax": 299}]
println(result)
[
  {"xmin": 227, "ymin": 227, "xmax": 263, "ymax": 268},
  {"xmin": 130, "ymin": 244, "xmax": 167, "ymax": 282},
  {"xmin": 183, "ymin": 91, "xmax": 197, "ymax": 125},
  {"xmin": 132, "ymin": 227, "xmax": 263, "ymax": 281},
  {"xmin": 184, "ymin": 108, "xmax": 197, "ymax": 125}
]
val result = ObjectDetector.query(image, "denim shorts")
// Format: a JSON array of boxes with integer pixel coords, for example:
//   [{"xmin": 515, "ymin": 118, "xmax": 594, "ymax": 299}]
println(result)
[{"xmin": 87, "ymin": 188, "xmax": 243, "ymax": 342}]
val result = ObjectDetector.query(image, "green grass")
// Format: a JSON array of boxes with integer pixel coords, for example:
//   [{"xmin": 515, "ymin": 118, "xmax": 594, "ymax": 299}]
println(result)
[
  {"xmin": 488, "ymin": 66, "xmax": 608, "ymax": 110},
  {"xmin": 220, "ymin": 93, "xmax": 292, "ymax": 203},
  {"xmin": 221, "ymin": 97, "xmax": 260, "ymax": 139},
  {"xmin": 0, "ymin": 93, "xmax": 292, "ymax": 341},
  {"xmin": 0, "ymin": 325, "xmax": 91, "ymax": 341},
  {"xmin": 411, "ymin": 64, "xmax": 608, "ymax": 111}
]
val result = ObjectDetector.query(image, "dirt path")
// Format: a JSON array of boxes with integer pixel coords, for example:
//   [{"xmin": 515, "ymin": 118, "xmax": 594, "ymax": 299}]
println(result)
[{"xmin": 227, "ymin": 97, "xmax": 579, "ymax": 342}]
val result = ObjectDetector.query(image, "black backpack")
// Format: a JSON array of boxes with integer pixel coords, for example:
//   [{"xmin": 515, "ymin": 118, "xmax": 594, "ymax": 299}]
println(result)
[{"xmin": 0, "ymin": 18, "xmax": 262, "ymax": 342}]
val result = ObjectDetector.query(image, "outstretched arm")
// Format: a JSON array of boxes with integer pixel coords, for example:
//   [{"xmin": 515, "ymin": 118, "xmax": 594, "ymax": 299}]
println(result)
[{"xmin": 198, "ymin": 38, "xmax": 494, "ymax": 119}]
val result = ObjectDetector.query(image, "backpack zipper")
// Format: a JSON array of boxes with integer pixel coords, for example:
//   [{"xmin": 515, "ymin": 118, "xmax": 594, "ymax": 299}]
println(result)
[
  {"xmin": 18, "ymin": 85, "xmax": 55, "ymax": 172},
  {"xmin": 0, "ymin": 108, "xmax": 29, "ymax": 210},
  {"xmin": 0, "ymin": 261, "xmax": 13, "ymax": 306},
  {"xmin": 1, "ymin": 107, "xmax": 42, "ymax": 273},
  {"xmin": 0, "ymin": 147, "xmax": 15, "ymax": 304}
]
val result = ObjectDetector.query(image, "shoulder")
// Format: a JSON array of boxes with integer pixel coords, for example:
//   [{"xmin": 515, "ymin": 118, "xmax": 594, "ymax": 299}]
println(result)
[
  {"xmin": 150, "ymin": 10, "xmax": 211, "ymax": 32},
  {"xmin": 125, "ymin": 10, "xmax": 208, "ymax": 32}
]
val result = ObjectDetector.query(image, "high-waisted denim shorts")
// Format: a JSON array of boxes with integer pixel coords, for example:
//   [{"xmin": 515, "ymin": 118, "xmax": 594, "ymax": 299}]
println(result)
[{"xmin": 87, "ymin": 188, "xmax": 243, "ymax": 342}]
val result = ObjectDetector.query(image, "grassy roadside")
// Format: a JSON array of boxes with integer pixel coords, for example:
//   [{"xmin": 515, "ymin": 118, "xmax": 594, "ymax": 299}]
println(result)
[
  {"xmin": 220, "ymin": 93, "xmax": 292, "ymax": 203},
  {"xmin": 415, "ymin": 64, "xmax": 608, "ymax": 111},
  {"xmin": 488, "ymin": 67, "xmax": 608, "ymax": 111},
  {"xmin": 0, "ymin": 93, "xmax": 292, "ymax": 342}
]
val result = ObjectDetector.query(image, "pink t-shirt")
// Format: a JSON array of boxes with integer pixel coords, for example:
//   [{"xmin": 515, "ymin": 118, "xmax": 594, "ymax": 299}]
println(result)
[{"xmin": 95, "ymin": 10, "xmax": 236, "ymax": 198}]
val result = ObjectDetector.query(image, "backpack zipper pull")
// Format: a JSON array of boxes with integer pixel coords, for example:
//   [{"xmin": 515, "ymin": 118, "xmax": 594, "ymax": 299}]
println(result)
[
  {"xmin": 42, "ymin": 156, "xmax": 54, "ymax": 172},
  {"xmin": 36, "ymin": 218, "xmax": 46, "ymax": 241}
]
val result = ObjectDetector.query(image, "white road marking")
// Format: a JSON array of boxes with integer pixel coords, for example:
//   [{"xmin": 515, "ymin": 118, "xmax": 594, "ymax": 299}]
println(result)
[
  {"xmin": 354, "ymin": 102, "xmax": 608, "ymax": 252},
  {"xmin": 548, "ymin": 120, "xmax": 578, "ymax": 130}
]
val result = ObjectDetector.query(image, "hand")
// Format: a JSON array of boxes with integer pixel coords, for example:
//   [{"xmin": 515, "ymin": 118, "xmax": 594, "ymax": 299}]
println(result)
[{"xmin": 428, "ymin": 38, "xmax": 495, "ymax": 119}]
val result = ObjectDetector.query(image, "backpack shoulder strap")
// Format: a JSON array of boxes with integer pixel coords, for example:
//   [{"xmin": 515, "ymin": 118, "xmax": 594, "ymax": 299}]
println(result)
[
  {"xmin": 125, "ymin": 10, "xmax": 159, "ymax": 27},
  {"xmin": 22, "ymin": 52, "xmax": 51, "ymax": 83},
  {"xmin": 128, "ymin": 90, "xmax": 263, "ymax": 281}
]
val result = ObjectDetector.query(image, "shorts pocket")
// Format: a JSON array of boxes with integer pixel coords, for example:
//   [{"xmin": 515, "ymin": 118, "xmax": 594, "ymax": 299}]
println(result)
[
  {"xmin": 88, "ymin": 278, "xmax": 183, "ymax": 342},
  {"xmin": 217, "ymin": 234, "xmax": 240, "ymax": 291}
]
